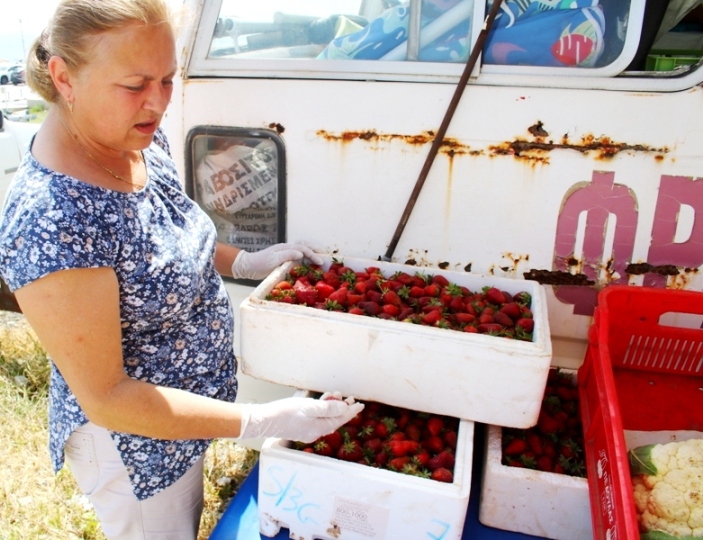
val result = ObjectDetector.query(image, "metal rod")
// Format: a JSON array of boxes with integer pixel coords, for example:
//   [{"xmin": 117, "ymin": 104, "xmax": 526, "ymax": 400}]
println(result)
[
  {"xmin": 382, "ymin": 0, "xmax": 504, "ymax": 262},
  {"xmin": 406, "ymin": 0, "xmax": 423, "ymax": 61}
]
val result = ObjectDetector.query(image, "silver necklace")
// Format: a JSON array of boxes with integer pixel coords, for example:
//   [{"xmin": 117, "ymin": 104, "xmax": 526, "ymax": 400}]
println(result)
[{"xmin": 59, "ymin": 116, "xmax": 144, "ymax": 188}]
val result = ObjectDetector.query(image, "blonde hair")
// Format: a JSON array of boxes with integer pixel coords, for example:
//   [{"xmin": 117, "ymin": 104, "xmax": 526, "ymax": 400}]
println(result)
[{"xmin": 26, "ymin": 0, "xmax": 183, "ymax": 104}]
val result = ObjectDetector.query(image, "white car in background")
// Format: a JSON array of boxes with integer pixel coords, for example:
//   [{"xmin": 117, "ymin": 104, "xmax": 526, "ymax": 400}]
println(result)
[
  {"xmin": 0, "ymin": 63, "xmax": 24, "ymax": 86},
  {"xmin": 0, "ymin": 112, "xmax": 39, "ymax": 206}
]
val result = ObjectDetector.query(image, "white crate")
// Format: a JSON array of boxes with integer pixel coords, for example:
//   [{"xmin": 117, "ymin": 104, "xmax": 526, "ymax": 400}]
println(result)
[
  {"xmin": 240, "ymin": 255, "xmax": 552, "ymax": 427},
  {"xmin": 257, "ymin": 418, "xmax": 474, "ymax": 540},
  {"xmin": 479, "ymin": 370, "xmax": 592, "ymax": 540}
]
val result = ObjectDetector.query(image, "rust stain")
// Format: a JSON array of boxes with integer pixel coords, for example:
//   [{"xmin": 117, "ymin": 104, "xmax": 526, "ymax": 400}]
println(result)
[
  {"xmin": 317, "ymin": 122, "xmax": 668, "ymax": 165},
  {"xmin": 523, "ymin": 269, "xmax": 595, "ymax": 286},
  {"xmin": 268, "ymin": 122, "xmax": 285, "ymax": 134},
  {"xmin": 316, "ymin": 129, "xmax": 478, "ymax": 156},
  {"xmin": 626, "ymin": 262, "xmax": 680, "ymax": 276}
]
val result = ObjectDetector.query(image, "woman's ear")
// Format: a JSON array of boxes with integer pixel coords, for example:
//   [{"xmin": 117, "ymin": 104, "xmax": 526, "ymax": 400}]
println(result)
[{"xmin": 48, "ymin": 55, "xmax": 74, "ymax": 106}]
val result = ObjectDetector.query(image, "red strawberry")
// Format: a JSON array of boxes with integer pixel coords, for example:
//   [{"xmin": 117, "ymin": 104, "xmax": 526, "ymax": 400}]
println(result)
[
  {"xmin": 443, "ymin": 430, "xmax": 458, "ymax": 449},
  {"xmin": 409, "ymin": 286, "xmax": 426, "ymax": 298},
  {"xmin": 424, "ymin": 284, "xmax": 440, "ymax": 297},
  {"xmin": 517, "ymin": 318, "xmax": 535, "ymax": 333},
  {"xmin": 293, "ymin": 280, "xmax": 318, "ymax": 305},
  {"xmin": 427, "ymin": 416, "xmax": 445, "ymax": 437},
  {"xmin": 431, "ymin": 467, "xmax": 454, "ymax": 483},
  {"xmin": 382, "ymin": 304, "xmax": 400, "ymax": 317},
  {"xmin": 499, "ymin": 302, "xmax": 522, "ymax": 320},
  {"xmin": 536, "ymin": 455, "xmax": 553, "ymax": 472},
  {"xmin": 526, "ymin": 432, "xmax": 544, "ymax": 456},
  {"xmin": 538, "ymin": 413, "xmax": 559, "ymax": 435},
  {"xmin": 381, "ymin": 290, "xmax": 401, "ymax": 306},
  {"xmin": 413, "ymin": 451, "xmax": 431, "ymax": 468},
  {"xmin": 348, "ymin": 307, "xmax": 365, "ymax": 315},
  {"xmin": 493, "ymin": 311, "xmax": 515, "ymax": 327},
  {"xmin": 337, "ymin": 440, "xmax": 363, "ymax": 462},
  {"xmin": 321, "ymin": 271, "xmax": 341, "ymax": 288},
  {"xmin": 314, "ymin": 440, "xmax": 333, "ymax": 457},
  {"xmin": 455, "ymin": 313, "xmax": 476, "ymax": 325},
  {"xmin": 366, "ymin": 290, "xmax": 382, "ymax": 303},
  {"xmin": 484, "ymin": 287, "xmax": 506, "ymax": 305},
  {"xmin": 422, "ymin": 310, "xmax": 443, "ymax": 326},
  {"xmin": 388, "ymin": 440, "xmax": 419, "ymax": 458},
  {"xmin": 503, "ymin": 438, "xmax": 527, "ymax": 457},
  {"xmin": 477, "ymin": 323, "xmax": 504, "ymax": 334},
  {"xmin": 358, "ymin": 301, "xmax": 380, "ymax": 316},
  {"xmin": 405, "ymin": 423, "xmax": 422, "ymax": 442},
  {"xmin": 322, "ymin": 431, "xmax": 343, "ymax": 452},
  {"xmin": 363, "ymin": 438, "xmax": 384, "ymax": 455},
  {"xmin": 431, "ymin": 274, "xmax": 450, "ymax": 287},
  {"xmin": 388, "ymin": 456, "xmax": 411, "ymax": 471},
  {"xmin": 424, "ymin": 435, "xmax": 445, "ymax": 454},
  {"xmin": 327, "ymin": 287, "xmax": 348, "ymax": 307},
  {"xmin": 463, "ymin": 325, "xmax": 478, "ymax": 333},
  {"xmin": 314, "ymin": 281, "xmax": 335, "ymax": 301},
  {"xmin": 375, "ymin": 451, "xmax": 390, "ymax": 467},
  {"xmin": 435, "ymin": 450, "xmax": 455, "ymax": 470}
]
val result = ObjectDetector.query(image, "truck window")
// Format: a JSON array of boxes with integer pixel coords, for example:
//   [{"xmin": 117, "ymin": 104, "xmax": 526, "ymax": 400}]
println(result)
[
  {"xmin": 184, "ymin": 127, "xmax": 286, "ymax": 272},
  {"xmin": 202, "ymin": 1, "xmax": 638, "ymax": 73},
  {"xmin": 187, "ymin": 0, "xmax": 703, "ymax": 90}
]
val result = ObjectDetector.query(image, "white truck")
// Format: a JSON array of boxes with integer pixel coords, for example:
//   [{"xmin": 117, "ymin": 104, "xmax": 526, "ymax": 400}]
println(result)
[{"xmin": 157, "ymin": 0, "xmax": 703, "ymax": 404}]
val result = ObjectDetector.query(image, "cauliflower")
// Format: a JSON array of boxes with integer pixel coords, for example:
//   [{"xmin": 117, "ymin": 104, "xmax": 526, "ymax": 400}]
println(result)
[{"xmin": 629, "ymin": 438, "xmax": 703, "ymax": 538}]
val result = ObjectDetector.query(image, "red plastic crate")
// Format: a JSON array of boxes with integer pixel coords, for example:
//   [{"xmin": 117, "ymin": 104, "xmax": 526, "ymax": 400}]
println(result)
[{"xmin": 578, "ymin": 285, "xmax": 703, "ymax": 540}]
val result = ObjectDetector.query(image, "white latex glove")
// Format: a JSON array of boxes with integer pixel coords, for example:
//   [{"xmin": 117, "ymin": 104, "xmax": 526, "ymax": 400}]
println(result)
[
  {"xmin": 231, "ymin": 242, "xmax": 324, "ymax": 280},
  {"xmin": 236, "ymin": 395, "xmax": 365, "ymax": 443}
]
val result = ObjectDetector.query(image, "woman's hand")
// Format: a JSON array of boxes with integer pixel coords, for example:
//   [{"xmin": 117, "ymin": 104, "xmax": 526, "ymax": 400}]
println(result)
[
  {"xmin": 230, "ymin": 242, "xmax": 323, "ymax": 280},
  {"xmin": 236, "ymin": 394, "xmax": 364, "ymax": 443}
]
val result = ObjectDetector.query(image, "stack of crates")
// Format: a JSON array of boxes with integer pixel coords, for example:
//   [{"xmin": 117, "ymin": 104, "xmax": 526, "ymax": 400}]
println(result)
[{"xmin": 239, "ymin": 254, "xmax": 553, "ymax": 539}]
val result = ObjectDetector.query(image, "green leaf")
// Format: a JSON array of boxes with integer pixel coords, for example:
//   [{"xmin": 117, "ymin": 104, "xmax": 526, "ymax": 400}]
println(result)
[{"xmin": 628, "ymin": 444, "xmax": 658, "ymax": 476}]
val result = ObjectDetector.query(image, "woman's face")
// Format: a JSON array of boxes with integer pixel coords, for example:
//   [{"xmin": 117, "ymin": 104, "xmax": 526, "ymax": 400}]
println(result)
[{"xmin": 70, "ymin": 21, "xmax": 177, "ymax": 153}]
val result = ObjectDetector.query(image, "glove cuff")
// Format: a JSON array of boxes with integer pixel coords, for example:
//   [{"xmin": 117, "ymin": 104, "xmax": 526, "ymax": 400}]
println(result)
[{"xmin": 230, "ymin": 250, "xmax": 249, "ymax": 280}]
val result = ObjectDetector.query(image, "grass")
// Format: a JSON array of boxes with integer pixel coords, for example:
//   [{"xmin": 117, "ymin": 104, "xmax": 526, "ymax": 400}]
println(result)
[{"xmin": 0, "ymin": 311, "xmax": 258, "ymax": 540}]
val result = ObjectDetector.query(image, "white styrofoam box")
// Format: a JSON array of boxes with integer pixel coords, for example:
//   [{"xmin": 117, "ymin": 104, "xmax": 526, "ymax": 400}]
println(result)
[
  {"xmin": 257, "ymin": 418, "xmax": 474, "ymax": 540},
  {"xmin": 478, "ymin": 369, "xmax": 591, "ymax": 540},
  {"xmin": 240, "ymin": 254, "xmax": 552, "ymax": 428}
]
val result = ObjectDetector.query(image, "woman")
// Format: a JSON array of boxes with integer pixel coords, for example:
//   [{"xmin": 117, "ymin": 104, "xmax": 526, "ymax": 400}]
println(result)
[{"xmin": 0, "ymin": 0, "xmax": 363, "ymax": 538}]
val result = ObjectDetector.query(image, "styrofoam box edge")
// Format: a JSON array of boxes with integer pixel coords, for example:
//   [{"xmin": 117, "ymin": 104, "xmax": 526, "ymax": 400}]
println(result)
[
  {"xmin": 240, "ymin": 255, "xmax": 552, "ymax": 427},
  {"xmin": 258, "ymin": 412, "xmax": 475, "ymax": 540},
  {"xmin": 478, "ymin": 370, "xmax": 592, "ymax": 540}
]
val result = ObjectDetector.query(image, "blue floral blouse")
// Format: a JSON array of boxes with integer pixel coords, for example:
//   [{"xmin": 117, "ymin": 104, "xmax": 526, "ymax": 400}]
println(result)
[{"xmin": 0, "ymin": 129, "xmax": 238, "ymax": 500}]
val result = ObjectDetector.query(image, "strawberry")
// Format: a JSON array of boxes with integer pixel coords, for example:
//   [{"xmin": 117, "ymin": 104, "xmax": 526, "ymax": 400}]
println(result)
[
  {"xmin": 484, "ymin": 287, "xmax": 506, "ymax": 305},
  {"xmin": 493, "ymin": 311, "xmax": 515, "ymax": 327},
  {"xmin": 431, "ymin": 274, "xmax": 450, "ymax": 287},
  {"xmin": 358, "ymin": 301, "xmax": 380, "ymax": 316},
  {"xmin": 366, "ymin": 290, "xmax": 382, "ymax": 303},
  {"xmin": 314, "ymin": 440, "xmax": 333, "ymax": 457},
  {"xmin": 426, "ymin": 416, "xmax": 444, "ymax": 437},
  {"xmin": 388, "ymin": 440, "xmax": 420, "ymax": 458},
  {"xmin": 463, "ymin": 325, "xmax": 478, "ymax": 333},
  {"xmin": 382, "ymin": 304, "xmax": 400, "ymax": 317},
  {"xmin": 435, "ymin": 450, "xmax": 455, "ymax": 469},
  {"xmin": 431, "ymin": 467, "xmax": 454, "ymax": 483},
  {"xmin": 322, "ymin": 430, "xmax": 343, "ymax": 452},
  {"xmin": 503, "ymin": 438, "xmax": 527, "ymax": 457},
  {"xmin": 536, "ymin": 455, "xmax": 553, "ymax": 472},
  {"xmin": 413, "ymin": 451, "xmax": 431, "ymax": 468},
  {"xmin": 404, "ymin": 423, "xmax": 422, "ymax": 442},
  {"xmin": 526, "ymin": 432, "xmax": 544, "ymax": 456},
  {"xmin": 374, "ymin": 451, "xmax": 390, "ymax": 467},
  {"xmin": 337, "ymin": 440, "xmax": 363, "ymax": 462},
  {"xmin": 348, "ymin": 307, "xmax": 365, "ymax": 315},
  {"xmin": 363, "ymin": 438, "xmax": 384, "ymax": 455},
  {"xmin": 421, "ymin": 310, "xmax": 443, "ymax": 326},
  {"xmin": 375, "ymin": 417, "xmax": 396, "ymax": 439},
  {"xmin": 381, "ymin": 289, "xmax": 401, "ymax": 306},
  {"xmin": 314, "ymin": 281, "xmax": 336, "ymax": 300},
  {"xmin": 409, "ymin": 285, "xmax": 426, "ymax": 298},
  {"xmin": 516, "ymin": 318, "xmax": 535, "ymax": 333},
  {"xmin": 327, "ymin": 287, "xmax": 348, "ymax": 307},
  {"xmin": 388, "ymin": 456, "xmax": 411, "ymax": 470},
  {"xmin": 424, "ymin": 284, "xmax": 440, "ymax": 297},
  {"xmin": 477, "ymin": 323, "xmax": 504, "ymax": 334},
  {"xmin": 321, "ymin": 271, "xmax": 341, "ymax": 289},
  {"xmin": 499, "ymin": 302, "xmax": 522, "ymax": 320},
  {"xmin": 293, "ymin": 280, "xmax": 318, "ymax": 305},
  {"xmin": 443, "ymin": 430, "xmax": 458, "ymax": 449},
  {"xmin": 424, "ymin": 435, "xmax": 445, "ymax": 454},
  {"xmin": 538, "ymin": 413, "xmax": 559, "ymax": 435}
]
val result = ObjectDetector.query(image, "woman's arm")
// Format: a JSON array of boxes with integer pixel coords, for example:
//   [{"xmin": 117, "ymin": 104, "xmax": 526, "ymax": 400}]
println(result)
[
  {"xmin": 214, "ymin": 241, "xmax": 240, "ymax": 278},
  {"xmin": 14, "ymin": 266, "xmax": 245, "ymax": 440},
  {"xmin": 14, "ymin": 265, "xmax": 363, "ymax": 442}
]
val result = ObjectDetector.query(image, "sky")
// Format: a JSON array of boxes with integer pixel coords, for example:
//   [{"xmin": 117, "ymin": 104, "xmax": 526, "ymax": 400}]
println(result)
[{"xmin": 1, "ymin": 0, "xmax": 61, "ymax": 64}]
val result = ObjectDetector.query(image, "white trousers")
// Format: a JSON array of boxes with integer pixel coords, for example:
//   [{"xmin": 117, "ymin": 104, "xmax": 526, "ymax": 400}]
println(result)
[{"xmin": 64, "ymin": 422, "xmax": 205, "ymax": 540}]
